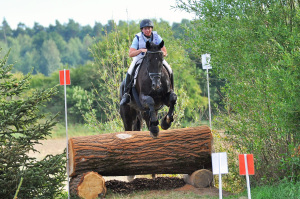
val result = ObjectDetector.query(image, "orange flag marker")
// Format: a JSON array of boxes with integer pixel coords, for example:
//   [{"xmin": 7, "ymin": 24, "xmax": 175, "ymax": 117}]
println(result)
[
  {"xmin": 59, "ymin": 70, "xmax": 71, "ymax": 85},
  {"xmin": 239, "ymin": 154, "xmax": 255, "ymax": 175}
]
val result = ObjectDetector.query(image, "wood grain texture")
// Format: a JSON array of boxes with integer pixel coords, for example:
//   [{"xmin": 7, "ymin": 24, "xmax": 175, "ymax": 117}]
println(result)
[
  {"xmin": 183, "ymin": 169, "xmax": 213, "ymax": 188},
  {"xmin": 69, "ymin": 126, "xmax": 212, "ymax": 177},
  {"xmin": 70, "ymin": 171, "xmax": 106, "ymax": 199}
]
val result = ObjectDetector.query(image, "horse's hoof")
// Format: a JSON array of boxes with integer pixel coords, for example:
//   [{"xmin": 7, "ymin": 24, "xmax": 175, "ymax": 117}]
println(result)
[
  {"xmin": 161, "ymin": 116, "xmax": 172, "ymax": 130},
  {"xmin": 150, "ymin": 126, "xmax": 159, "ymax": 138}
]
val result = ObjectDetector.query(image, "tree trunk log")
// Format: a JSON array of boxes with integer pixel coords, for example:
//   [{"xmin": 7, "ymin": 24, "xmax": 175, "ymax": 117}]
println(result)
[
  {"xmin": 70, "ymin": 172, "xmax": 106, "ymax": 199},
  {"xmin": 183, "ymin": 169, "xmax": 213, "ymax": 188},
  {"xmin": 68, "ymin": 126, "xmax": 212, "ymax": 177}
]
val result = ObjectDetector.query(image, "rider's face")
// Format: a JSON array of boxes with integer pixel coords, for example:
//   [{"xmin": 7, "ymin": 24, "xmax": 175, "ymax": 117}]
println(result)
[{"xmin": 142, "ymin": 26, "xmax": 152, "ymax": 37}]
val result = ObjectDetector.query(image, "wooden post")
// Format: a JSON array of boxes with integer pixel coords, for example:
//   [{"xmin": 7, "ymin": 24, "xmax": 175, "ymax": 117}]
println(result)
[{"xmin": 69, "ymin": 126, "xmax": 212, "ymax": 177}]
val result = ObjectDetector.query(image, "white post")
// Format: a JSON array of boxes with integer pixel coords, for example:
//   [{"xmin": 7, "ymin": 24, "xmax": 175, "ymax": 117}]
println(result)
[
  {"xmin": 218, "ymin": 153, "xmax": 222, "ymax": 199},
  {"xmin": 212, "ymin": 152, "xmax": 228, "ymax": 199},
  {"xmin": 244, "ymin": 154, "xmax": 251, "ymax": 199},
  {"xmin": 64, "ymin": 69, "xmax": 70, "ymax": 199},
  {"xmin": 206, "ymin": 67, "xmax": 212, "ymax": 129}
]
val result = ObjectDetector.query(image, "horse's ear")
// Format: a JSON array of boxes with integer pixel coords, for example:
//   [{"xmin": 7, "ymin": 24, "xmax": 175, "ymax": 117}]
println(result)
[
  {"xmin": 159, "ymin": 40, "xmax": 164, "ymax": 49},
  {"xmin": 146, "ymin": 41, "xmax": 150, "ymax": 49}
]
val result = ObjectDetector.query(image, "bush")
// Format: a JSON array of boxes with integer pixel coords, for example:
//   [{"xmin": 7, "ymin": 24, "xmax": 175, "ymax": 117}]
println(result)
[
  {"xmin": 177, "ymin": 0, "xmax": 300, "ymax": 183},
  {"xmin": 0, "ymin": 49, "xmax": 66, "ymax": 198}
]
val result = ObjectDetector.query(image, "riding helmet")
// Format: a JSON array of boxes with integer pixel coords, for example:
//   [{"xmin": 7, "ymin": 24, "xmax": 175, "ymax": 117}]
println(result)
[{"xmin": 140, "ymin": 19, "xmax": 154, "ymax": 30}]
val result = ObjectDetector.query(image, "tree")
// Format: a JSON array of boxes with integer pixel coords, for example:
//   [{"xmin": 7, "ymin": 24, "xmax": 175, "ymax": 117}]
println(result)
[
  {"xmin": 63, "ymin": 37, "xmax": 83, "ymax": 66},
  {"xmin": 0, "ymin": 49, "xmax": 66, "ymax": 198},
  {"xmin": 81, "ymin": 34, "xmax": 94, "ymax": 61},
  {"xmin": 33, "ymin": 22, "xmax": 45, "ymax": 35},
  {"xmin": 0, "ymin": 18, "xmax": 13, "ymax": 41},
  {"xmin": 92, "ymin": 22, "xmax": 104, "ymax": 37},
  {"xmin": 104, "ymin": 20, "xmax": 117, "ymax": 34},
  {"xmin": 5, "ymin": 37, "xmax": 21, "ymax": 73},
  {"xmin": 21, "ymin": 50, "xmax": 36, "ymax": 74},
  {"xmin": 64, "ymin": 19, "xmax": 80, "ymax": 41},
  {"xmin": 176, "ymin": 0, "xmax": 300, "ymax": 183},
  {"xmin": 13, "ymin": 22, "xmax": 27, "ymax": 37},
  {"xmin": 48, "ymin": 32, "xmax": 67, "ymax": 53},
  {"xmin": 79, "ymin": 24, "xmax": 93, "ymax": 40},
  {"xmin": 41, "ymin": 39, "xmax": 62, "ymax": 74},
  {"xmin": 32, "ymin": 30, "xmax": 47, "ymax": 50}
]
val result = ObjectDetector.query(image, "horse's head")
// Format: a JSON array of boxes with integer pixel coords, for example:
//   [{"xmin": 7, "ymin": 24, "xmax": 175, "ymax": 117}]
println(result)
[{"xmin": 145, "ymin": 40, "xmax": 164, "ymax": 91}]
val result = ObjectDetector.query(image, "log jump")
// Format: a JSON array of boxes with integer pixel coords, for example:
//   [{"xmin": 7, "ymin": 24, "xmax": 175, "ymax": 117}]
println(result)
[
  {"xmin": 68, "ymin": 126, "xmax": 213, "ymax": 177},
  {"xmin": 68, "ymin": 126, "xmax": 213, "ymax": 198}
]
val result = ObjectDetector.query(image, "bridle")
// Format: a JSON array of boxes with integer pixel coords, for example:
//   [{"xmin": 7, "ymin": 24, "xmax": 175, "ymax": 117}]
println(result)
[{"xmin": 145, "ymin": 50, "xmax": 163, "ymax": 81}]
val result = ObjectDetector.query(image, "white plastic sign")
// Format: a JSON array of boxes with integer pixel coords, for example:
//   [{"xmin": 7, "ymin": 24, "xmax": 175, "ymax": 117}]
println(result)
[
  {"xmin": 202, "ymin": 54, "xmax": 212, "ymax": 69},
  {"xmin": 212, "ymin": 152, "xmax": 228, "ymax": 174}
]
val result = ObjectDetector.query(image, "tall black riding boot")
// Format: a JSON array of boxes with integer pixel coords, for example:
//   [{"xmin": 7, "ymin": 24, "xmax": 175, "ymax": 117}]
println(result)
[{"xmin": 120, "ymin": 73, "xmax": 132, "ymax": 106}]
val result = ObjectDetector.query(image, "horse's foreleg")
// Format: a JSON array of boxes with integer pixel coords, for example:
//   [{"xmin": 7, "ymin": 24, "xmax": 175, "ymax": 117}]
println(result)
[
  {"xmin": 161, "ymin": 92, "xmax": 177, "ymax": 130},
  {"xmin": 141, "ymin": 95, "xmax": 158, "ymax": 124},
  {"xmin": 141, "ymin": 95, "xmax": 159, "ymax": 137}
]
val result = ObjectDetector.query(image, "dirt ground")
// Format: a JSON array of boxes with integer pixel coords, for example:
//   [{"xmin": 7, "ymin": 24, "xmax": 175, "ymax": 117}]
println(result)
[
  {"xmin": 106, "ymin": 178, "xmax": 232, "ymax": 197},
  {"xmin": 29, "ymin": 138, "xmax": 233, "ymax": 198}
]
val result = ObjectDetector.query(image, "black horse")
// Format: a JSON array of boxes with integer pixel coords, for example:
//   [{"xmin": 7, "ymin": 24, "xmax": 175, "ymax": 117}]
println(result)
[{"xmin": 119, "ymin": 40, "xmax": 177, "ymax": 138}]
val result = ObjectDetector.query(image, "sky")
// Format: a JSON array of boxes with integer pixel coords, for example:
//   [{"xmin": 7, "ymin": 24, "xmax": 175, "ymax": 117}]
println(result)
[{"xmin": 0, "ymin": 0, "xmax": 195, "ymax": 29}]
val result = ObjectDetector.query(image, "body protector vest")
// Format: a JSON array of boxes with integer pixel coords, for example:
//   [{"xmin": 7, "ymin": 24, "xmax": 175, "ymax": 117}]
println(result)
[{"xmin": 136, "ymin": 31, "xmax": 160, "ymax": 50}]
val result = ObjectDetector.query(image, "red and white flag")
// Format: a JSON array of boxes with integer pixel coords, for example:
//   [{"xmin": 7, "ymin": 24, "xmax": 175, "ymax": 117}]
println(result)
[
  {"xmin": 239, "ymin": 154, "xmax": 255, "ymax": 175},
  {"xmin": 59, "ymin": 70, "xmax": 71, "ymax": 85}
]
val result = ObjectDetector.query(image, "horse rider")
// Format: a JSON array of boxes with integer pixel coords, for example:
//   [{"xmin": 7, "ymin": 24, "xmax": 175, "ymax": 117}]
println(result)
[{"xmin": 120, "ymin": 19, "xmax": 173, "ymax": 106}]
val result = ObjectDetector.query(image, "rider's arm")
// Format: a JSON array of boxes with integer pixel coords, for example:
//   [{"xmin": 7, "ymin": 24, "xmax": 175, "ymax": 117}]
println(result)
[
  {"xmin": 161, "ymin": 46, "xmax": 167, "ymax": 57},
  {"xmin": 128, "ymin": 35, "xmax": 167, "ymax": 57},
  {"xmin": 129, "ymin": 36, "xmax": 148, "ymax": 57},
  {"xmin": 129, "ymin": 48, "xmax": 147, "ymax": 57}
]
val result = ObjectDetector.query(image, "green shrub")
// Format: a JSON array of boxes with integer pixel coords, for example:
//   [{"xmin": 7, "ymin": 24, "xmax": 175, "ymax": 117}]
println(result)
[
  {"xmin": 0, "ymin": 49, "xmax": 66, "ymax": 198},
  {"xmin": 177, "ymin": 0, "xmax": 300, "ymax": 184}
]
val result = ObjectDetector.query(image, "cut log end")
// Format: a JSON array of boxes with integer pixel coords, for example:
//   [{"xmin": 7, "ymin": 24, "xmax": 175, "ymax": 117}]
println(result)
[
  {"xmin": 183, "ymin": 169, "xmax": 213, "ymax": 188},
  {"xmin": 71, "ymin": 172, "xmax": 106, "ymax": 199}
]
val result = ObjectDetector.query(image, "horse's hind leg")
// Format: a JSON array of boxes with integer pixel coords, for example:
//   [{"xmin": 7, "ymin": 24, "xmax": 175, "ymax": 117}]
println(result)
[
  {"xmin": 133, "ymin": 113, "xmax": 143, "ymax": 131},
  {"xmin": 161, "ymin": 91, "xmax": 177, "ymax": 130},
  {"xmin": 120, "ymin": 104, "xmax": 135, "ymax": 131}
]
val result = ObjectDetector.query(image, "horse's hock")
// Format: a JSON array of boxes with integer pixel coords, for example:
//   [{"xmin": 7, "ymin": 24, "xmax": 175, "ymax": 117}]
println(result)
[{"xmin": 68, "ymin": 126, "xmax": 213, "ymax": 198}]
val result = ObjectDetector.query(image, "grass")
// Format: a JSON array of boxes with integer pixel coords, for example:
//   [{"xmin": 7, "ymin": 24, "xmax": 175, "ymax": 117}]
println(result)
[
  {"xmin": 218, "ymin": 179, "xmax": 300, "ymax": 199},
  {"xmin": 105, "ymin": 180, "xmax": 300, "ymax": 199},
  {"xmin": 49, "ymin": 122, "xmax": 100, "ymax": 138},
  {"xmin": 58, "ymin": 179, "xmax": 299, "ymax": 199},
  {"xmin": 106, "ymin": 191, "xmax": 215, "ymax": 199},
  {"xmin": 49, "ymin": 120, "xmax": 211, "ymax": 139},
  {"xmin": 248, "ymin": 179, "xmax": 300, "ymax": 199}
]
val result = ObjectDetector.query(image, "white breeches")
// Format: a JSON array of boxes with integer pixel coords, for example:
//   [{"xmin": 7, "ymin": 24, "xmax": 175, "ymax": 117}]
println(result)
[
  {"xmin": 163, "ymin": 60, "xmax": 172, "ymax": 75},
  {"xmin": 128, "ymin": 54, "xmax": 144, "ymax": 75}
]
